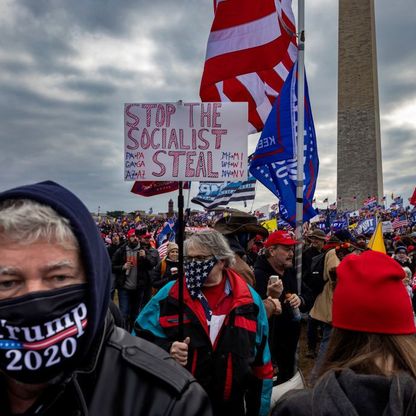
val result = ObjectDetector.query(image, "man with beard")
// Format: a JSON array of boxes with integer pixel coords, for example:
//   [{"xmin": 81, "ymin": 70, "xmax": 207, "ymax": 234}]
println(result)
[
  {"xmin": 302, "ymin": 229, "xmax": 326, "ymax": 276},
  {"xmin": 0, "ymin": 181, "xmax": 211, "ymax": 416},
  {"xmin": 113, "ymin": 229, "xmax": 159, "ymax": 329},
  {"xmin": 254, "ymin": 231, "xmax": 313, "ymax": 384}
]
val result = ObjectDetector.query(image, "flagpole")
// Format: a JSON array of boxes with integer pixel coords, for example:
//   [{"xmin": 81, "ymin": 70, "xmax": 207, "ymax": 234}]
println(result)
[
  {"xmin": 177, "ymin": 181, "xmax": 185, "ymax": 340},
  {"xmin": 186, "ymin": 182, "xmax": 192, "ymax": 210},
  {"xmin": 295, "ymin": 0, "xmax": 305, "ymax": 294},
  {"xmin": 250, "ymin": 181, "xmax": 258, "ymax": 213}
]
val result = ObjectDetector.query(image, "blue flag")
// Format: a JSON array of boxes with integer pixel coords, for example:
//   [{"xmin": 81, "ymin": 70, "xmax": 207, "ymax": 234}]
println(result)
[
  {"xmin": 249, "ymin": 61, "xmax": 319, "ymax": 227},
  {"xmin": 156, "ymin": 218, "xmax": 175, "ymax": 246},
  {"xmin": 331, "ymin": 219, "xmax": 348, "ymax": 231},
  {"xmin": 356, "ymin": 217, "xmax": 376, "ymax": 235}
]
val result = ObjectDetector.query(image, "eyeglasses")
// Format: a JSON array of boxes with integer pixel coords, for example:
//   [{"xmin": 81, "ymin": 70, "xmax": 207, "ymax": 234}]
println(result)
[{"xmin": 184, "ymin": 255, "xmax": 216, "ymax": 262}]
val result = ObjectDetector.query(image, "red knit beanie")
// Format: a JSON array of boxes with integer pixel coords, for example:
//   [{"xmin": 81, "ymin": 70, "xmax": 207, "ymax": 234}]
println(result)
[{"xmin": 332, "ymin": 250, "xmax": 416, "ymax": 334}]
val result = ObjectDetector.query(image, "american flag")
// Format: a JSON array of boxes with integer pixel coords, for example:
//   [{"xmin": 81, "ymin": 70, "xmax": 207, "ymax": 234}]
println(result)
[
  {"xmin": 392, "ymin": 215, "xmax": 409, "ymax": 229},
  {"xmin": 157, "ymin": 240, "xmax": 170, "ymax": 259},
  {"xmin": 200, "ymin": 0, "xmax": 297, "ymax": 134}
]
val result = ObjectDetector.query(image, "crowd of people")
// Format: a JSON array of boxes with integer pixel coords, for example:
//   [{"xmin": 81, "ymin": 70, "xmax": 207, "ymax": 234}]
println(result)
[{"xmin": 0, "ymin": 180, "xmax": 416, "ymax": 415}]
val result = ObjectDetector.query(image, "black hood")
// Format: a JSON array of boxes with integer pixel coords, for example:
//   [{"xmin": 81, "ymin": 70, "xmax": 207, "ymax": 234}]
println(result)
[
  {"xmin": 0, "ymin": 181, "xmax": 111, "ymax": 356},
  {"xmin": 274, "ymin": 369, "xmax": 416, "ymax": 416},
  {"xmin": 313, "ymin": 369, "xmax": 416, "ymax": 416}
]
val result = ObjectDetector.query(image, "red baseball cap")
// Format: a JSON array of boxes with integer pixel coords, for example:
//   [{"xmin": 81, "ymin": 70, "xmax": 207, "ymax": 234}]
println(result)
[
  {"xmin": 264, "ymin": 230, "xmax": 299, "ymax": 247},
  {"xmin": 127, "ymin": 229, "xmax": 136, "ymax": 238},
  {"xmin": 333, "ymin": 250, "xmax": 415, "ymax": 335}
]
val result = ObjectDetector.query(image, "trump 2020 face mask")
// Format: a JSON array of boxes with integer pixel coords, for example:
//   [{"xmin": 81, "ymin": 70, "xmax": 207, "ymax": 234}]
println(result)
[{"xmin": 0, "ymin": 284, "xmax": 88, "ymax": 384}]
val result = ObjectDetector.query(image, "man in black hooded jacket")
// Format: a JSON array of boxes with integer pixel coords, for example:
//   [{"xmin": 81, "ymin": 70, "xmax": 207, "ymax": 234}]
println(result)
[{"xmin": 0, "ymin": 181, "xmax": 211, "ymax": 416}]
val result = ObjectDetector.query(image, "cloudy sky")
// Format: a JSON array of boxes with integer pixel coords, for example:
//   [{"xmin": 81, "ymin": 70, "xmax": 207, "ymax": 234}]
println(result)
[{"xmin": 0, "ymin": 0, "xmax": 415, "ymax": 214}]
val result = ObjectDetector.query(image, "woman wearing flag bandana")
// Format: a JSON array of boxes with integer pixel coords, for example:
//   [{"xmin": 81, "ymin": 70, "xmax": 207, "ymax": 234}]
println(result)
[{"xmin": 135, "ymin": 230, "xmax": 273, "ymax": 416}]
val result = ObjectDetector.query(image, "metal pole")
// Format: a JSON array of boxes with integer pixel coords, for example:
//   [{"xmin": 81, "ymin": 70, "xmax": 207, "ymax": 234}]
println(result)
[
  {"xmin": 295, "ymin": 0, "xmax": 305, "ymax": 295},
  {"xmin": 185, "ymin": 182, "xmax": 192, "ymax": 210},
  {"xmin": 178, "ymin": 181, "xmax": 185, "ymax": 340}
]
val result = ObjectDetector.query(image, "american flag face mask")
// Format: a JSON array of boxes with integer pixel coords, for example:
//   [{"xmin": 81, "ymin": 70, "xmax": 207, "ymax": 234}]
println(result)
[
  {"xmin": 184, "ymin": 256, "xmax": 219, "ymax": 322},
  {"xmin": 184, "ymin": 256, "xmax": 218, "ymax": 300}
]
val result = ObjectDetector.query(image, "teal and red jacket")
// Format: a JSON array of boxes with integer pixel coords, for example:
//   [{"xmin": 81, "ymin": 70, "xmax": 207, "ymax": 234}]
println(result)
[{"xmin": 134, "ymin": 268, "xmax": 273, "ymax": 416}]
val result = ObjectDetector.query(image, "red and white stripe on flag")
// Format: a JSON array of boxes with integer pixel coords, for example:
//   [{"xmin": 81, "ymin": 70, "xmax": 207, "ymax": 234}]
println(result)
[
  {"xmin": 157, "ymin": 240, "xmax": 169, "ymax": 258},
  {"xmin": 200, "ymin": 0, "xmax": 297, "ymax": 134},
  {"xmin": 392, "ymin": 217, "xmax": 409, "ymax": 229}
]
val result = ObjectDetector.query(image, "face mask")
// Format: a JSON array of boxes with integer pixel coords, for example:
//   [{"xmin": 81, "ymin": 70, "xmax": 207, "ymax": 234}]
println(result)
[
  {"xmin": 184, "ymin": 257, "xmax": 218, "ymax": 299},
  {"xmin": 0, "ymin": 284, "xmax": 88, "ymax": 384}
]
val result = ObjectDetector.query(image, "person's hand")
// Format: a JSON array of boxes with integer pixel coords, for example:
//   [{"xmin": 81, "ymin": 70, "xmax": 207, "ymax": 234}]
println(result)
[
  {"xmin": 267, "ymin": 296, "xmax": 282, "ymax": 315},
  {"xmin": 122, "ymin": 261, "xmax": 132, "ymax": 271},
  {"xmin": 267, "ymin": 279, "xmax": 283, "ymax": 298},
  {"xmin": 285, "ymin": 293, "xmax": 301, "ymax": 308},
  {"xmin": 170, "ymin": 337, "xmax": 190, "ymax": 366},
  {"xmin": 138, "ymin": 249, "xmax": 146, "ymax": 258}
]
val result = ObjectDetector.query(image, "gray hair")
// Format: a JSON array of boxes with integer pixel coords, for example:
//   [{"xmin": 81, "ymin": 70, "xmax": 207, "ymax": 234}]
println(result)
[
  {"xmin": 184, "ymin": 229, "xmax": 235, "ymax": 268},
  {"xmin": 0, "ymin": 199, "xmax": 79, "ymax": 250}
]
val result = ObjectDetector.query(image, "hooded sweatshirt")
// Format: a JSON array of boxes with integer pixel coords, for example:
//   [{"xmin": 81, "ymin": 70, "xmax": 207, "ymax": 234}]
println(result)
[
  {"xmin": 0, "ymin": 180, "xmax": 111, "ymax": 360},
  {"xmin": 272, "ymin": 368, "xmax": 416, "ymax": 416}
]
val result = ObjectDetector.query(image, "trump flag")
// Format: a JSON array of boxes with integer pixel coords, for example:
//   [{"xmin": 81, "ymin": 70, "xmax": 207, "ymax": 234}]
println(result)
[{"xmin": 249, "ymin": 61, "xmax": 319, "ymax": 226}]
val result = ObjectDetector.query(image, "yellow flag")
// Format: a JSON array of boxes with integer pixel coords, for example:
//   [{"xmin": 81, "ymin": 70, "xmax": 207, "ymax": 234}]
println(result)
[
  {"xmin": 368, "ymin": 222, "xmax": 386, "ymax": 254},
  {"xmin": 260, "ymin": 218, "xmax": 278, "ymax": 233}
]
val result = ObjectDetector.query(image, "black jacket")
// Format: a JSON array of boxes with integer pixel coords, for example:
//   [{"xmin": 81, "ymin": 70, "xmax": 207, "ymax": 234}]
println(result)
[
  {"xmin": 253, "ymin": 255, "xmax": 314, "ymax": 314},
  {"xmin": 150, "ymin": 257, "xmax": 179, "ymax": 289},
  {"xmin": 0, "ymin": 181, "xmax": 211, "ymax": 416},
  {"xmin": 272, "ymin": 369, "xmax": 416, "ymax": 416},
  {"xmin": 0, "ymin": 314, "xmax": 212, "ymax": 416},
  {"xmin": 112, "ymin": 243, "xmax": 160, "ymax": 289},
  {"xmin": 253, "ymin": 255, "xmax": 314, "ymax": 383}
]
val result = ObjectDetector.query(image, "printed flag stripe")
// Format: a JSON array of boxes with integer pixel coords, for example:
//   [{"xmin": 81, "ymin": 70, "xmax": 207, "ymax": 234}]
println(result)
[
  {"xmin": 157, "ymin": 240, "xmax": 169, "ymax": 258},
  {"xmin": 23, "ymin": 319, "xmax": 87, "ymax": 351},
  {"xmin": 206, "ymin": 13, "xmax": 282, "ymax": 60},
  {"xmin": 200, "ymin": 0, "xmax": 297, "ymax": 133},
  {"xmin": 392, "ymin": 218, "xmax": 409, "ymax": 229},
  {"xmin": 213, "ymin": 0, "xmax": 278, "ymax": 30},
  {"xmin": 192, "ymin": 170, "xmax": 256, "ymax": 209}
]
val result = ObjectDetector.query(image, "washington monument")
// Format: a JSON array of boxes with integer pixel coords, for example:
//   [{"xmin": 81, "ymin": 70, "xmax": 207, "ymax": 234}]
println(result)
[{"xmin": 337, "ymin": 0, "xmax": 383, "ymax": 210}]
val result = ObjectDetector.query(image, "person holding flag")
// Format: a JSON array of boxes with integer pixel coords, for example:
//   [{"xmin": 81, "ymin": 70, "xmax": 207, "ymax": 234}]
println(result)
[{"xmin": 135, "ymin": 230, "xmax": 273, "ymax": 416}]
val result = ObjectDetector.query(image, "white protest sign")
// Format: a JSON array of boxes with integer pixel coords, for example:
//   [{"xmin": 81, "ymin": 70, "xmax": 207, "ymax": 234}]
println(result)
[
  {"xmin": 382, "ymin": 221, "xmax": 393, "ymax": 233},
  {"xmin": 124, "ymin": 102, "xmax": 247, "ymax": 182}
]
